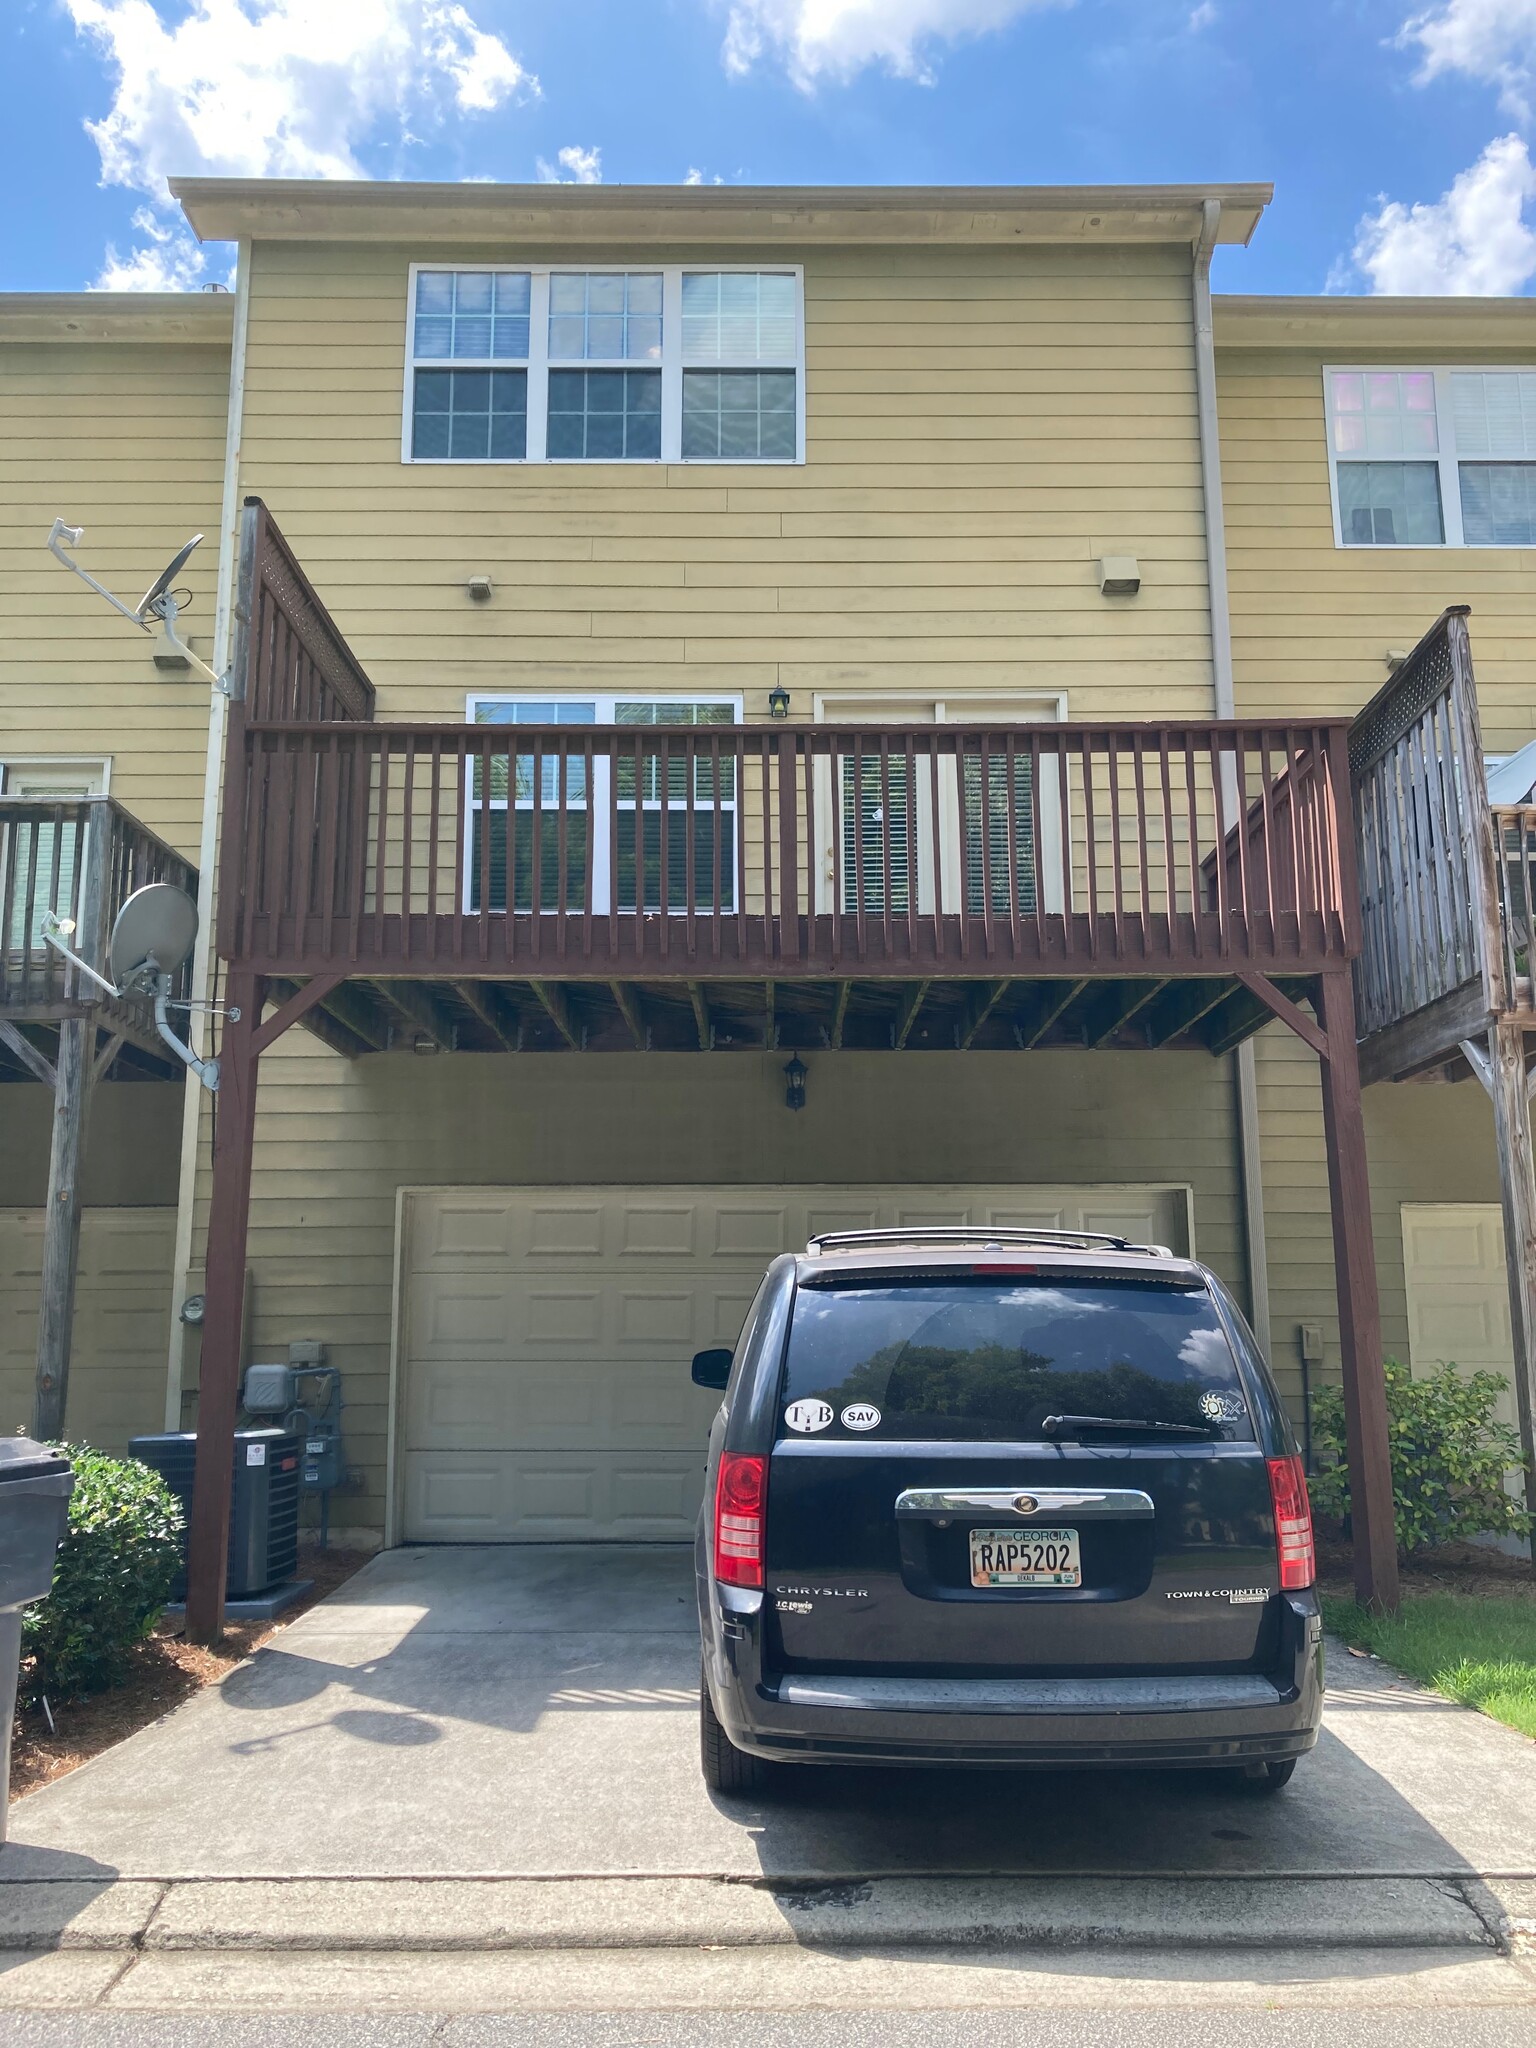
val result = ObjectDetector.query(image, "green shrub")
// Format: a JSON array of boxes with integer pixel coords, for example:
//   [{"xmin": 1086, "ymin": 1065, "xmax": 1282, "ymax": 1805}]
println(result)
[
  {"xmin": 1310, "ymin": 1359, "xmax": 1532, "ymax": 1556},
  {"xmin": 21, "ymin": 1446, "xmax": 185, "ymax": 1701}
]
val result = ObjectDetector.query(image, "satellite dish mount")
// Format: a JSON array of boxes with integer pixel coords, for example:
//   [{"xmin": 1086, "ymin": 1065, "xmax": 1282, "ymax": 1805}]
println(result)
[
  {"xmin": 46, "ymin": 520, "xmax": 236, "ymax": 695},
  {"xmin": 40, "ymin": 884, "xmax": 237, "ymax": 1093}
]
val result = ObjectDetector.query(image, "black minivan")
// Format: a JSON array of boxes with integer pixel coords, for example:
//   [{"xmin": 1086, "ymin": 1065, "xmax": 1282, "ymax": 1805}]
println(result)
[{"xmin": 693, "ymin": 1228, "xmax": 1322, "ymax": 1797}]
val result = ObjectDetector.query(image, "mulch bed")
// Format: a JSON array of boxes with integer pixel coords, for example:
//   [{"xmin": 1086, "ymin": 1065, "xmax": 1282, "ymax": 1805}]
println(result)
[
  {"xmin": 8, "ymin": 1543, "xmax": 371, "ymax": 1805},
  {"xmin": 1315, "ymin": 1530, "xmax": 1536, "ymax": 1605}
]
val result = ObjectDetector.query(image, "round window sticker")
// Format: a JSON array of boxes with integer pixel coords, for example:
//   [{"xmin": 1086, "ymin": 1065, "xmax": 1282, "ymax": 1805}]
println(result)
[
  {"xmin": 784, "ymin": 1398, "xmax": 833, "ymax": 1434},
  {"xmin": 840, "ymin": 1403, "xmax": 882, "ymax": 1432},
  {"xmin": 1199, "ymin": 1389, "xmax": 1247, "ymax": 1423}
]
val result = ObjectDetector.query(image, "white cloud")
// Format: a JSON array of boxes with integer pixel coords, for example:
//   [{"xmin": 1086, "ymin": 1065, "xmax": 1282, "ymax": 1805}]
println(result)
[
  {"xmin": 66, "ymin": 0, "xmax": 537, "ymax": 288},
  {"xmin": 684, "ymin": 165, "xmax": 725, "ymax": 184},
  {"xmin": 1188, "ymin": 1, "xmax": 1217, "ymax": 26},
  {"xmin": 95, "ymin": 206, "xmax": 211, "ymax": 290},
  {"xmin": 1349, "ymin": 133, "xmax": 1536, "ymax": 293},
  {"xmin": 537, "ymin": 143, "xmax": 602, "ymax": 183},
  {"xmin": 720, "ymin": 0, "xmax": 1062, "ymax": 89},
  {"xmin": 1400, "ymin": 0, "xmax": 1536, "ymax": 121}
]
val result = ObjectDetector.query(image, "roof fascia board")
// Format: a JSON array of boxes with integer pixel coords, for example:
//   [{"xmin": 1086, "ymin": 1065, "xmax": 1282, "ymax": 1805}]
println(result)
[
  {"xmin": 172, "ymin": 179, "xmax": 1271, "ymax": 249},
  {"xmin": 0, "ymin": 293, "xmax": 236, "ymax": 345},
  {"xmin": 1215, "ymin": 293, "xmax": 1536, "ymax": 352}
]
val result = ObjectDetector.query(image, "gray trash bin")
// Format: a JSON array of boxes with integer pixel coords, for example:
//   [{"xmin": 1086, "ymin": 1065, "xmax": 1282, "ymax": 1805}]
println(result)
[{"xmin": 0, "ymin": 1439, "xmax": 74, "ymax": 1845}]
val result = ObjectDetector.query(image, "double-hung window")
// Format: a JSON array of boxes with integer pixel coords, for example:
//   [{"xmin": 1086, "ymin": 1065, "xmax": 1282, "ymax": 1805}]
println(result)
[
  {"xmin": 407, "ymin": 267, "xmax": 803, "ymax": 464},
  {"xmin": 1327, "ymin": 366, "xmax": 1536, "ymax": 546},
  {"xmin": 465, "ymin": 695, "xmax": 740, "ymax": 914}
]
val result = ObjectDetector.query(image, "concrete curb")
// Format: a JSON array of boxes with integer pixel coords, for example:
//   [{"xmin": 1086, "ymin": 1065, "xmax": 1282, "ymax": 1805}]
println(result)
[{"xmin": 0, "ymin": 1873, "xmax": 1507, "ymax": 1955}]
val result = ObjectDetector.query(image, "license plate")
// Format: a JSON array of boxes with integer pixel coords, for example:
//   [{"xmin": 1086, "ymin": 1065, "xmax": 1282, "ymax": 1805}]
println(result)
[{"xmin": 969, "ymin": 1525, "xmax": 1081, "ymax": 1588}]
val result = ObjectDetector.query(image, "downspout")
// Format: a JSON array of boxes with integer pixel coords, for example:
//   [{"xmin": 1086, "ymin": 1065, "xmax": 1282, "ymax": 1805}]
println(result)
[
  {"xmin": 163, "ymin": 238, "xmax": 252, "ymax": 1429},
  {"xmin": 1192, "ymin": 198, "xmax": 1273, "ymax": 1360}
]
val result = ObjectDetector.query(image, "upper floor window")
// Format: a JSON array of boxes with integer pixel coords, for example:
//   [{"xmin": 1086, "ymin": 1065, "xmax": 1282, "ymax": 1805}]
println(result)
[
  {"xmin": 406, "ymin": 266, "xmax": 803, "ymax": 465},
  {"xmin": 1327, "ymin": 366, "xmax": 1536, "ymax": 547}
]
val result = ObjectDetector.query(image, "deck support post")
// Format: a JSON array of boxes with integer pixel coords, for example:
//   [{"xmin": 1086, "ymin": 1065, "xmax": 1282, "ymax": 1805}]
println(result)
[
  {"xmin": 1486, "ymin": 1015, "xmax": 1536, "ymax": 1557},
  {"xmin": 33, "ymin": 801, "xmax": 110, "ymax": 1443},
  {"xmin": 32, "ymin": 1017, "xmax": 93, "ymax": 1442},
  {"xmin": 185, "ymin": 965, "xmax": 264, "ymax": 1645},
  {"xmin": 1313, "ymin": 971, "xmax": 1400, "ymax": 1613}
]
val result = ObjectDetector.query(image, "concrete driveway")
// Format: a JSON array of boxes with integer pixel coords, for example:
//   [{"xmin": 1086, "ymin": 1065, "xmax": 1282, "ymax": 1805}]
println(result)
[{"xmin": 6, "ymin": 1543, "xmax": 1536, "ymax": 1889}]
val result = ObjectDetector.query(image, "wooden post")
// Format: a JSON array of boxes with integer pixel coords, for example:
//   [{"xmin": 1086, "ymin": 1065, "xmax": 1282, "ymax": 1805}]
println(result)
[
  {"xmin": 184, "ymin": 964, "xmax": 263, "ymax": 1644},
  {"xmin": 1486, "ymin": 1015, "xmax": 1536, "ymax": 1556},
  {"xmin": 1314, "ymin": 970, "xmax": 1401, "ymax": 1612},
  {"xmin": 32, "ymin": 801, "xmax": 109, "ymax": 1443},
  {"xmin": 32, "ymin": 1017, "xmax": 92, "ymax": 1442}
]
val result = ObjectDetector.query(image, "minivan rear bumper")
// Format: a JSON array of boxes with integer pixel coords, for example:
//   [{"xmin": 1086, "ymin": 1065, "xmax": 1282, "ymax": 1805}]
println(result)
[{"xmin": 703, "ymin": 1584, "xmax": 1324, "ymax": 1770}]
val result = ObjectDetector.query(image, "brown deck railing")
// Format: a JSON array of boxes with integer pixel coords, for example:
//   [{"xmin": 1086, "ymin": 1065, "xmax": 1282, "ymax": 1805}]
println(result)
[
  {"xmin": 1, "ymin": 797, "xmax": 197, "ymax": 1020},
  {"xmin": 219, "ymin": 717, "xmax": 1356, "ymax": 979},
  {"xmin": 1492, "ymin": 805, "xmax": 1536, "ymax": 1018}
]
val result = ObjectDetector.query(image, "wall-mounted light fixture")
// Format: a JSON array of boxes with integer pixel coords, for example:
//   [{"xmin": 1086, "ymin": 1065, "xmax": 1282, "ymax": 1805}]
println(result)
[
  {"xmin": 467, "ymin": 575, "xmax": 494, "ymax": 603},
  {"xmin": 768, "ymin": 684, "xmax": 791, "ymax": 719},
  {"xmin": 412, "ymin": 1033, "xmax": 440, "ymax": 1055},
  {"xmin": 782, "ymin": 1052, "xmax": 807, "ymax": 1112}
]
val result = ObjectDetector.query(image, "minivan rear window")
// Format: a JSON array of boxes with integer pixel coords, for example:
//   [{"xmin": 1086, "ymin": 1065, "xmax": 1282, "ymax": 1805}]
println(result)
[{"xmin": 781, "ymin": 1278, "xmax": 1253, "ymax": 1442}]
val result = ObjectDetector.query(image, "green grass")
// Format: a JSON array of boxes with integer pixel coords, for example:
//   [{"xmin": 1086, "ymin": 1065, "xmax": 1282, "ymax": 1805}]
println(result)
[{"xmin": 1321, "ymin": 1591, "xmax": 1536, "ymax": 1740}]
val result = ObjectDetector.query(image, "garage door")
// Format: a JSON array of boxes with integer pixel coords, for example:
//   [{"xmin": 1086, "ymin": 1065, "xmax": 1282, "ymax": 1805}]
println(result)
[{"xmin": 398, "ymin": 1182, "xmax": 1192, "ymax": 1543}]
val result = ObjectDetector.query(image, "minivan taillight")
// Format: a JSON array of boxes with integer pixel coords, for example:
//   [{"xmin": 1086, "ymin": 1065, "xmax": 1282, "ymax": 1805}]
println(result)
[
  {"xmin": 714, "ymin": 1453, "xmax": 766, "ymax": 1588},
  {"xmin": 1267, "ymin": 1454, "xmax": 1315, "ymax": 1590}
]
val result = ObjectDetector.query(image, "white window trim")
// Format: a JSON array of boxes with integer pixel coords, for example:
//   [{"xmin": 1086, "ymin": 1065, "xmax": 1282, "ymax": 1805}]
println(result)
[
  {"xmin": 0, "ymin": 757, "xmax": 111, "ymax": 794},
  {"xmin": 405, "ymin": 263, "xmax": 805, "ymax": 467},
  {"xmin": 462, "ymin": 689, "xmax": 745, "ymax": 915},
  {"xmin": 808, "ymin": 692, "xmax": 1067, "ymax": 917},
  {"xmin": 1324, "ymin": 363, "xmax": 1536, "ymax": 550}
]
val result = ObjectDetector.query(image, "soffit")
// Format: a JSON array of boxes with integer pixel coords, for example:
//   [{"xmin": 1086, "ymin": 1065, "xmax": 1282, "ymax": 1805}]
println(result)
[
  {"xmin": 1215, "ymin": 294, "xmax": 1536, "ymax": 353},
  {"xmin": 172, "ymin": 179, "xmax": 1271, "ymax": 249},
  {"xmin": 0, "ymin": 293, "xmax": 235, "ymax": 345}
]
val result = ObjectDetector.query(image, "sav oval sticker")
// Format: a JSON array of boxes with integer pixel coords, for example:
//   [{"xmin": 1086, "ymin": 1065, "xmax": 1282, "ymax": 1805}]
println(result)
[
  {"xmin": 840, "ymin": 1403, "xmax": 882, "ymax": 1432},
  {"xmin": 784, "ymin": 1399, "xmax": 833, "ymax": 1434}
]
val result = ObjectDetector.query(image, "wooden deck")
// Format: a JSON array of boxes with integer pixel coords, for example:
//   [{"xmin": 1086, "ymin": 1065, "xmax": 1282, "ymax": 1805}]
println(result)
[
  {"xmin": 0, "ymin": 796, "xmax": 197, "ymax": 1080},
  {"xmin": 1350, "ymin": 607, "xmax": 1536, "ymax": 1085}
]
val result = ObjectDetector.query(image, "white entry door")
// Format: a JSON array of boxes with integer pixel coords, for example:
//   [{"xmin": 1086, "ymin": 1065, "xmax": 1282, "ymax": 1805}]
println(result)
[
  {"xmin": 395, "ymin": 1182, "xmax": 1191, "ymax": 1543},
  {"xmin": 1401, "ymin": 1203, "xmax": 1520, "ymax": 1437}
]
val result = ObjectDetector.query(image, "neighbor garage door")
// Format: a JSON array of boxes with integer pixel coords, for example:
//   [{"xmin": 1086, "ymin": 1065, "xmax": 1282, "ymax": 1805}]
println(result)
[{"xmin": 398, "ymin": 1183, "xmax": 1192, "ymax": 1543}]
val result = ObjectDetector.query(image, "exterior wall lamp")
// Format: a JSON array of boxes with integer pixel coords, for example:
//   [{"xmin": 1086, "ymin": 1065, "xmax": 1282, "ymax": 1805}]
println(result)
[
  {"xmin": 767, "ymin": 684, "xmax": 791, "ymax": 719},
  {"xmin": 782, "ymin": 1052, "xmax": 807, "ymax": 1112}
]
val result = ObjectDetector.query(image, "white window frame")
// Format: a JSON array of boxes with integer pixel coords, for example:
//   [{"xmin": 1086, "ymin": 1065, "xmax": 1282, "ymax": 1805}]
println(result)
[
  {"xmin": 462, "ymin": 690, "xmax": 745, "ymax": 913},
  {"xmin": 809, "ymin": 692, "xmax": 1067, "ymax": 917},
  {"xmin": 0, "ymin": 757, "xmax": 111, "ymax": 795},
  {"xmin": 1324, "ymin": 363, "xmax": 1536, "ymax": 549},
  {"xmin": 405, "ymin": 264, "xmax": 805, "ymax": 467}
]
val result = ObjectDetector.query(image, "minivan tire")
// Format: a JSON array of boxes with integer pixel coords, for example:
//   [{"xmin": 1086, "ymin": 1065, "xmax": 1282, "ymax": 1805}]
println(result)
[
  {"xmin": 700, "ymin": 1666, "xmax": 772, "ymax": 1796},
  {"xmin": 1237, "ymin": 1758, "xmax": 1298, "ymax": 1795}
]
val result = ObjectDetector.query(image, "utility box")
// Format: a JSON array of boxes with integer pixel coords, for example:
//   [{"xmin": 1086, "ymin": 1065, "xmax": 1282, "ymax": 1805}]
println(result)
[{"xmin": 130, "ymin": 1429, "xmax": 301, "ymax": 1598}]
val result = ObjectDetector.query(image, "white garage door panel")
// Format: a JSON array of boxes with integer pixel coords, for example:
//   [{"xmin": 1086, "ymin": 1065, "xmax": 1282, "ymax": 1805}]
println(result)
[
  {"xmin": 399, "ymin": 1183, "xmax": 1191, "ymax": 1543},
  {"xmin": 407, "ymin": 1451, "xmax": 708, "ymax": 1542}
]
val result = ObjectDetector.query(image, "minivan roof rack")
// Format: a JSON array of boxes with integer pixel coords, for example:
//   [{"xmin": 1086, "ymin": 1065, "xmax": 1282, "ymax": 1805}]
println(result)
[{"xmin": 804, "ymin": 1226, "xmax": 1172, "ymax": 1257}]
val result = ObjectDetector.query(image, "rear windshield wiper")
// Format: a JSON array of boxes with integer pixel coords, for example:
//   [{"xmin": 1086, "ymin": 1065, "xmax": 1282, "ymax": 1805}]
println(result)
[{"xmin": 1042, "ymin": 1412, "xmax": 1218, "ymax": 1440}]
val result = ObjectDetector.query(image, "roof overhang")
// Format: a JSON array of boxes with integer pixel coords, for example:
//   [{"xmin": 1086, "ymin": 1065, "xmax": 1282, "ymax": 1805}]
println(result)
[
  {"xmin": 172, "ymin": 179, "xmax": 1271, "ymax": 249},
  {"xmin": 1215, "ymin": 293, "xmax": 1536, "ymax": 352},
  {"xmin": 0, "ymin": 292, "xmax": 235, "ymax": 345}
]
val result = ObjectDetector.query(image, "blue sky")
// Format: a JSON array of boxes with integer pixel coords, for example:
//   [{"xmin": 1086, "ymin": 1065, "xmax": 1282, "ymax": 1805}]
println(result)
[{"xmin": 5, "ymin": 1, "xmax": 1536, "ymax": 297}]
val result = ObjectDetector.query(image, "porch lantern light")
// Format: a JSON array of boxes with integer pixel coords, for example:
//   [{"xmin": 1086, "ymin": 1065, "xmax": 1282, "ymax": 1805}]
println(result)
[
  {"xmin": 782, "ymin": 1052, "xmax": 807, "ymax": 1112},
  {"xmin": 767, "ymin": 684, "xmax": 791, "ymax": 719}
]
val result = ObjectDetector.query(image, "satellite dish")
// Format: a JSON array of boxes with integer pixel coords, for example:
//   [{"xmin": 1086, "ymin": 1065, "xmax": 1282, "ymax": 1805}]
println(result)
[
  {"xmin": 137, "ymin": 533, "xmax": 202, "ymax": 619},
  {"xmin": 108, "ymin": 883, "xmax": 199, "ymax": 989}
]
